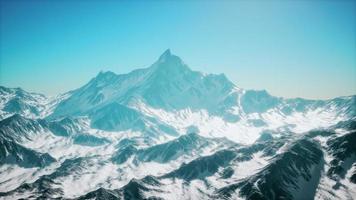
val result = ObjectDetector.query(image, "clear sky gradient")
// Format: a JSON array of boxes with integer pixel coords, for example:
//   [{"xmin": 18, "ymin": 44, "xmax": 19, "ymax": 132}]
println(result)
[{"xmin": 1, "ymin": 0, "xmax": 355, "ymax": 99}]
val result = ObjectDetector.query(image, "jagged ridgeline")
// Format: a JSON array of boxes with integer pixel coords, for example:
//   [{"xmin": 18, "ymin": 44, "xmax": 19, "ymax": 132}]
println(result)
[{"xmin": 0, "ymin": 50, "xmax": 355, "ymax": 199}]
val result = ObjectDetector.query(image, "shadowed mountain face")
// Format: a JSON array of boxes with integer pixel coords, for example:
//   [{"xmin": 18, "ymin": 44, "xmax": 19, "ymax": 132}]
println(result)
[
  {"xmin": 217, "ymin": 138, "xmax": 324, "ymax": 200},
  {"xmin": 48, "ymin": 117, "xmax": 86, "ymax": 137},
  {"xmin": 0, "ymin": 137, "xmax": 56, "ymax": 168},
  {"xmin": 136, "ymin": 132, "xmax": 215, "ymax": 163},
  {"xmin": 163, "ymin": 149, "xmax": 237, "ymax": 181},
  {"xmin": 326, "ymin": 131, "xmax": 356, "ymax": 181},
  {"xmin": 0, "ymin": 50, "xmax": 355, "ymax": 199},
  {"xmin": 89, "ymin": 102, "xmax": 144, "ymax": 131},
  {"xmin": 0, "ymin": 114, "xmax": 48, "ymax": 142},
  {"xmin": 240, "ymin": 90, "xmax": 281, "ymax": 114}
]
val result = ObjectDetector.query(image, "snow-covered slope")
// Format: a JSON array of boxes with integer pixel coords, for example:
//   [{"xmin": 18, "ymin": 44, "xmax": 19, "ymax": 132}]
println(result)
[
  {"xmin": 0, "ymin": 50, "xmax": 355, "ymax": 199},
  {"xmin": 0, "ymin": 86, "xmax": 71, "ymax": 120}
]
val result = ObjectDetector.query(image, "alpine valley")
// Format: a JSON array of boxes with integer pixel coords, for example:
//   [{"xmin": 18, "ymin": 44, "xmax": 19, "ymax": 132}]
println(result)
[{"xmin": 0, "ymin": 50, "xmax": 355, "ymax": 200}]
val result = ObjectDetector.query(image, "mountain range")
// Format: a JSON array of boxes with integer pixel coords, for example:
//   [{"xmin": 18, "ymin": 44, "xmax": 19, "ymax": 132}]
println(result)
[{"xmin": 0, "ymin": 50, "xmax": 355, "ymax": 200}]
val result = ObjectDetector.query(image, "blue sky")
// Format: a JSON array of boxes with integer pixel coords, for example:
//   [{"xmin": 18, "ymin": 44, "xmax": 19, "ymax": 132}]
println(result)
[{"xmin": 0, "ymin": 0, "xmax": 355, "ymax": 99}]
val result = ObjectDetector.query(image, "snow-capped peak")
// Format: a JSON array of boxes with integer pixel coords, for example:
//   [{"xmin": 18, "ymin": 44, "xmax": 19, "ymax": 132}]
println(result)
[
  {"xmin": 153, "ymin": 49, "xmax": 188, "ymax": 72},
  {"xmin": 96, "ymin": 70, "xmax": 117, "ymax": 79},
  {"xmin": 158, "ymin": 49, "xmax": 172, "ymax": 62}
]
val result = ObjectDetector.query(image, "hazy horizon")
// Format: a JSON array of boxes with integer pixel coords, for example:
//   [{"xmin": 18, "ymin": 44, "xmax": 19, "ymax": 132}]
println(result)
[{"xmin": 1, "ymin": 0, "xmax": 355, "ymax": 99}]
